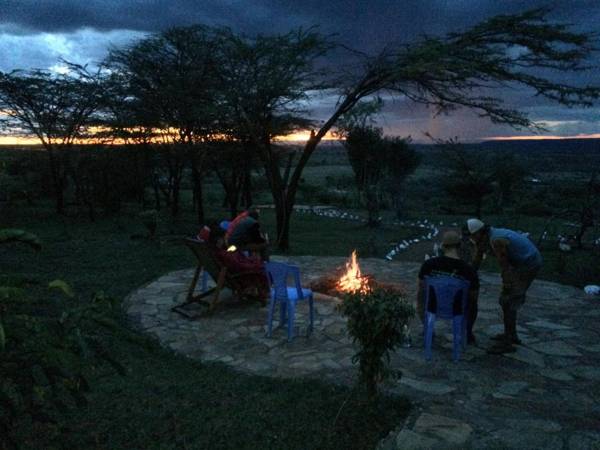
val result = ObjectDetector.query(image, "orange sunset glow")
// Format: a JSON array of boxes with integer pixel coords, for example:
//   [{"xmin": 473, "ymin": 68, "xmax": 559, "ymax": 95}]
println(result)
[
  {"xmin": 273, "ymin": 130, "xmax": 340, "ymax": 142},
  {"xmin": 0, "ymin": 129, "xmax": 343, "ymax": 146},
  {"xmin": 485, "ymin": 133, "xmax": 600, "ymax": 141}
]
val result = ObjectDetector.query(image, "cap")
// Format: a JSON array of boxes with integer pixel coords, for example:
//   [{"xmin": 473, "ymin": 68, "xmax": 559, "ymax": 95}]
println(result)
[
  {"xmin": 441, "ymin": 230, "xmax": 461, "ymax": 248},
  {"xmin": 466, "ymin": 218, "xmax": 485, "ymax": 234}
]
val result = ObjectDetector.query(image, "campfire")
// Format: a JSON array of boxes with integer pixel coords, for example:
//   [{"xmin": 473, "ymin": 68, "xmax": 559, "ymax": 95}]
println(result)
[
  {"xmin": 336, "ymin": 250, "xmax": 372, "ymax": 294},
  {"xmin": 310, "ymin": 250, "xmax": 405, "ymax": 297}
]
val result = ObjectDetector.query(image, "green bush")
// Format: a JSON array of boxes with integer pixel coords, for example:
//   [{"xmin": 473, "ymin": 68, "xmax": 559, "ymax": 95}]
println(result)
[
  {"xmin": 338, "ymin": 288, "xmax": 414, "ymax": 401},
  {"xmin": 0, "ymin": 230, "xmax": 129, "ymax": 448}
]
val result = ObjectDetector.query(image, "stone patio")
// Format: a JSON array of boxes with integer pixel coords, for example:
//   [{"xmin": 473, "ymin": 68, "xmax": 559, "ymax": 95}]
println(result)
[{"xmin": 124, "ymin": 256, "xmax": 600, "ymax": 449}]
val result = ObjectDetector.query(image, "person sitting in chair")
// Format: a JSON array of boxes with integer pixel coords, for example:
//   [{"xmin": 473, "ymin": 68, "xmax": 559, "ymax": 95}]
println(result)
[
  {"xmin": 208, "ymin": 223, "xmax": 269, "ymax": 303},
  {"xmin": 417, "ymin": 230, "xmax": 480, "ymax": 344},
  {"xmin": 226, "ymin": 208, "xmax": 269, "ymax": 261}
]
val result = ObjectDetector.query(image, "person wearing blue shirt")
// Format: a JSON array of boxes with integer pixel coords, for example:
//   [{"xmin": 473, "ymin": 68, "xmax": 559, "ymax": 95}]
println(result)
[{"xmin": 465, "ymin": 218, "xmax": 543, "ymax": 354}]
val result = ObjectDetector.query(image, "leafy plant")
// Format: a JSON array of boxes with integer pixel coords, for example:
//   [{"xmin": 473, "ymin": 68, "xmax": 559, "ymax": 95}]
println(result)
[
  {"xmin": 338, "ymin": 288, "xmax": 414, "ymax": 401},
  {"xmin": 0, "ymin": 229, "xmax": 42, "ymax": 251},
  {"xmin": 0, "ymin": 231, "xmax": 129, "ymax": 448}
]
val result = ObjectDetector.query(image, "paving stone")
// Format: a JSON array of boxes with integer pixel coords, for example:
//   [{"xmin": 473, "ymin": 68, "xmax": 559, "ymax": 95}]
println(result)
[
  {"xmin": 568, "ymin": 432, "xmax": 600, "ymax": 450},
  {"xmin": 530, "ymin": 340, "xmax": 582, "ymax": 357},
  {"xmin": 392, "ymin": 429, "xmax": 439, "ymax": 450},
  {"xmin": 321, "ymin": 359, "xmax": 343, "ymax": 370},
  {"xmin": 398, "ymin": 378, "xmax": 456, "ymax": 395},
  {"xmin": 570, "ymin": 365, "xmax": 600, "ymax": 381},
  {"xmin": 484, "ymin": 323, "xmax": 528, "ymax": 336},
  {"xmin": 526, "ymin": 319, "xmax": 573, "ymax": 330},
  {"xmin": 497, "ymin": 381, "xmax": 529, "ymax": 396},
  {"xmin": 540, "ymin": 369, "xmax": 575, "ymax": 381},
  {"xmin": 492, "ymin": 392, "xmax": 515, "ymax": 400},
  {"xmin": 413, "ymin": 413, "xmax": 472, "ymax": 446},
  {"xmin": 580, "ymin": 343, "xmax": 600, "ymax": 353},
  {"xmin": 242, "ymin": 361, "xmax": 273, "ymax": 372},
  {"xmin": 488, "ymin": 429, "xmax": 564, "ymax": 449},
  {"xmin": 506, "ymin": 418, "xmax": 562, "ymax": 432},
  {"xmin": 504, "ymin": 345, "xmax": 546, "ymax": 368},
  {"xmin": 553, "ymin": 329, "xmax": 580, "ymax": 338}
]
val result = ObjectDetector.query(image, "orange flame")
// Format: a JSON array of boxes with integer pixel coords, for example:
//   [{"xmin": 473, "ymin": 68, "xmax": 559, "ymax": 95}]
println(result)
[{"xmin": 336, "ymin": 250, "xmax": 371, "ymax": 294}]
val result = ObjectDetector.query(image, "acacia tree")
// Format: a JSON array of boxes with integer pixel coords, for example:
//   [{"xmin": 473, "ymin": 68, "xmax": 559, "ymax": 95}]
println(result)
[
  {"xmin": 437, "ymin": 139, "xmax": 495, "ymax": 217},
  {"xmin": 218, "ymin": 28, "xmax": 328, "ymax": 247},
  {"xmin": 222, "ymin": 9, "xmax": 599, "ymax": 251},
  {"xmin": 381, "ymin": 137, "xmax": 420, "ymax": 219},
  {"xmin": 344, "ymin": 126, "xmax": 420, "ymax": 225},
  {"xmin": 344, "ymin": 126, "xmax": 386, "ymax": 226},
  {"xmin": 106, "ymin": 26, "xmax": 224, "ymax": 218},
  {"xmin": 0, "ymin": 64, "xmax": 106, "ymax": 214},
  {"xmin": 491, "ymin": 152, "xmax": 529, "ymax": 209}
]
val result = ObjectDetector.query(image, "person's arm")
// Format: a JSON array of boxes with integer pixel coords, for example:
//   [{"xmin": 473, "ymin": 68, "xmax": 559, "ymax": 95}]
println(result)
[
  {"xmin": 490, "ymin": 238, "xmax": 511, "ymax": 272},
  {"xmin": 472, "ymin": 245, "xmax": 485, "ymax": 270}
]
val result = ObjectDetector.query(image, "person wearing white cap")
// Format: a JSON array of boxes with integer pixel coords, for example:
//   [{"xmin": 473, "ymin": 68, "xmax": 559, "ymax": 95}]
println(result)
[{"xmin": 465, "ymin": 218, "xmax": 543, "ymax": 354}]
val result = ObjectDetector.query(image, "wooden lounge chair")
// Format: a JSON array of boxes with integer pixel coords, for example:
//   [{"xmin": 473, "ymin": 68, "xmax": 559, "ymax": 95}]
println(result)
[{"xmin": 172, "ymin": 238, "xmax": 266, "ymax": 318}]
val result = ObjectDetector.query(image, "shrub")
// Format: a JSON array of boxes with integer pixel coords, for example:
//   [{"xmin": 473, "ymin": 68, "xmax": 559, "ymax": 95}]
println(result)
[
  {"xmin": 0, "ymin": 230, "xmax": 129, "ymax": 448},
  {"xmin": 338, "ymin": 288, "xmax": 414, "ymax": 401}
]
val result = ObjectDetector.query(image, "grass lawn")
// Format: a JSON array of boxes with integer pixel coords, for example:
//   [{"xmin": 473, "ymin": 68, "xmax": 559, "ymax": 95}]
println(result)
[{"xmin": 1, "ymin": 202, "xmax": 411, "ymax": 450}]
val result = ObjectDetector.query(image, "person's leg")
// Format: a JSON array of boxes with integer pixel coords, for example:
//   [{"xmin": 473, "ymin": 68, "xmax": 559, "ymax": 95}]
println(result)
[
  {"xmin": 467, "ymin": 289, "xmax": 479, "ymax": 344},
  {"xmin": 488, "ymin": 272, "xmax": 519, "ymax": 353},
  {"xmin": 504, "ymin": 307, "xmax": 517, "ymax": 340}
]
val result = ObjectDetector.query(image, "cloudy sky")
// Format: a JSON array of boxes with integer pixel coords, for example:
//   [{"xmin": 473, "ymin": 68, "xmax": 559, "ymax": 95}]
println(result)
[{"xmin": 1, "ymin": 0, "xmax": 600, "ymax": 142}]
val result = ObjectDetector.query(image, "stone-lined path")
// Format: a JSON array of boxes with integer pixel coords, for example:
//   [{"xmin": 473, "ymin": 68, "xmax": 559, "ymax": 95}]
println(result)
[{"xmin": 124, "ymin": 256, "xmax": 600, "ymax": 449}]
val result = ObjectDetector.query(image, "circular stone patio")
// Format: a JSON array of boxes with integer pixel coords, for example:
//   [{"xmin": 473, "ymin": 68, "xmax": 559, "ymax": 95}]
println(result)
[{"xmin": 124, "ymin": 256, "xmax": 600, "ymax": 450}]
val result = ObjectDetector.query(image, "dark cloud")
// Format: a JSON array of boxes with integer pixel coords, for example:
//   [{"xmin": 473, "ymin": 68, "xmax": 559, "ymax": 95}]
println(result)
[
  {"xmin": 1, "ymin": 0, "xmax": 599, "ymax": 140},
  {"xmin": 4, "ymin": 0, "xmax": 600, "ymax": 40}
]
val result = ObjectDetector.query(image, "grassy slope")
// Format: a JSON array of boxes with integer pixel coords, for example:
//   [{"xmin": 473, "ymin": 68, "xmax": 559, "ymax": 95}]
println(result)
[{"xmin": 1, "ymin": 204, "xmax": 411, "ymax": 450}]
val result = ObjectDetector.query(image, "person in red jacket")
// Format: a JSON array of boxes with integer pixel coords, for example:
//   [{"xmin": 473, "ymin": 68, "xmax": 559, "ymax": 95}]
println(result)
[
  {"xmin": 226, "ymin": 209, "xmax": 269, "ymax": 260},
  {"xmin": 208, "ymin": 223, "xmax": 269, "ymax": 302}
]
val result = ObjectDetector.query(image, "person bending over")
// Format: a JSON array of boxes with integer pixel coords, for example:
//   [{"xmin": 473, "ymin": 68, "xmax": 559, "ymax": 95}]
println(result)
[
  {"xmin": 465, "ymin": 218, "xmax": 542, "ymax": 354},
  {"xmin": 208, "ymin": 224, "xmax": 269, "ymax": 303},
  {"xmin": 226, "ymin": 208, "xmax": 269, "ymax": 261},
  {"xmin": 417, "ymin": 230, "xmax": 480, "ymax": 344}
]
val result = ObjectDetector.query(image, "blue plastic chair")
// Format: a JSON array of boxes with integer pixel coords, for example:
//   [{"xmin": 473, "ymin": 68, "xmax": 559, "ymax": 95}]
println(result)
[
  {"xmin": 265, "ymin": 262, "xmax": 314, "ymax": 342},
  {"xmin": 423, "ymin": 275, "xmax": 470, "ymax": 362}
]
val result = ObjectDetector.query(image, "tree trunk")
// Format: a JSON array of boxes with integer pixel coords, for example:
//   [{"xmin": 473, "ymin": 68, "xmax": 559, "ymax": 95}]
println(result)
[
  {"xmin": 392, "ymin": 188, "xmax": 403, "ymax": 220},
  {"xmin": 171, "ymin": 179, "xmax": 181, "ymax": 217},
  {"xmin": 365, "ymin": 187, "xmax": 380, "ymax": 228},
  {"xmin": 255, "ymin": 86, "xmax": 363, "ymax": 252},
  {"xmin": 275, "ymin": 192, "xmax": 294, "ymax": 252},
  {"xmin": 152, "ymin": 175, "xmax": 161, "ymax": 210},
  {"xmin": 191, "ymin": 165, "xmax": 205, "ymax": 225},
  {"xmin": 46, "ymin": 147, "xmax": 66, "ymax": 215},
  {"xmin": 242, "ymin": 168, "xmax": 253, "ymax": 208}
]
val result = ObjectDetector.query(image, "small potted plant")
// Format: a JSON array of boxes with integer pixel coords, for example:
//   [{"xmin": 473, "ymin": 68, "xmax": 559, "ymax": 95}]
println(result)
[{"xmin": 338, "ymin": 287, "xmax": 414, "ymax": 401}]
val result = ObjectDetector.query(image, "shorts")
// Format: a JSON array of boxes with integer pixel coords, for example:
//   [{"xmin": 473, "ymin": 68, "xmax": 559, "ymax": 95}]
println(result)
[{"xmin": 500, "ymin": 266, "xmax": 540, "ymax": 311}]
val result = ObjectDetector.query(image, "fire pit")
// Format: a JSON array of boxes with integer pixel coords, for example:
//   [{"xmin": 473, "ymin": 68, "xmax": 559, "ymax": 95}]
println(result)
[{"xmin": 310, "ymin": 250, "xmax": 406, "ymax": 297}]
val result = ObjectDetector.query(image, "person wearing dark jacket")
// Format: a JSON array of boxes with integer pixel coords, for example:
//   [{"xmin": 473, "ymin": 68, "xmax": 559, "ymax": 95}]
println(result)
[{"xmin": 417, "ymin": 230, "xmax": 480, "ymax": 344}]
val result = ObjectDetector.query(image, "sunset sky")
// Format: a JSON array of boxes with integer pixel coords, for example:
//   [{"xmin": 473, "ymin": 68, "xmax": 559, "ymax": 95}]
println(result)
[{"xmin": 1, "ymin": 0, "xmax": 599, "ymax": 142}]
